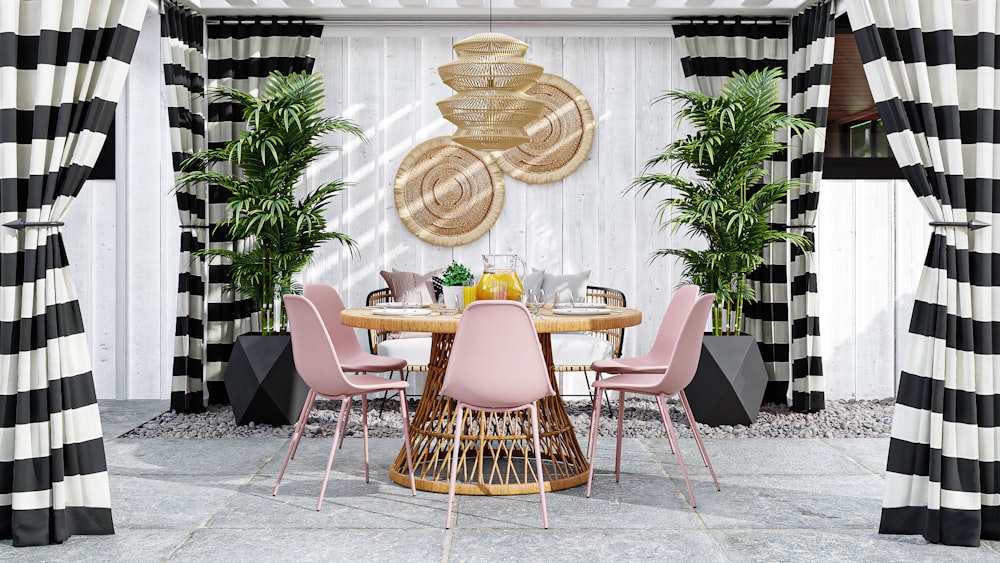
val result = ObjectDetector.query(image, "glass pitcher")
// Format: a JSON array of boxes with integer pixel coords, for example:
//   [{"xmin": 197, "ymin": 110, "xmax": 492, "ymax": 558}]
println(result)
[{"xmin": 476, "ymin": 254, "xmax": 527, "ymax": 301}]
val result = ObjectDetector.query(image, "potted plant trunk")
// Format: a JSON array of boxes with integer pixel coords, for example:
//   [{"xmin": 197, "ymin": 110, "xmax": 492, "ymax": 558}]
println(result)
[
  {"xmin": 178, "ymin": 71, "xmax": 365, "ymax": 425},
  {"xmin": 632, "ymin": 68, "xmax": 815, "ymax": 426}
]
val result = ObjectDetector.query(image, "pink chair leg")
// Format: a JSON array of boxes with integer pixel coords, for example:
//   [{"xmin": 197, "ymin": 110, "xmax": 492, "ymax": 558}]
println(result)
[
  {"xmin": 528, "ymin": 403, "xmax": 549, "ymax": 529},
  {"xmin": 445, "ymin": 404, "xmax": 466, "ymax": 529},
  {"xmin": 361, "ymin": 394, "xmax": 370, "ymax": 483},
  {"xmin": 338, "ymin": 398, "xmax": 351, "ymax": 450},
  {"xmin": 318, "ymin": 396, "xmax": 353, "ymax": 511},
  {"xmin": 585, "ymin": 391, "xmax": 603, "ymax": 498},
  {"xmin": 679, "ymin": 390, "xmax": 720, "ymax": 491},
  {"xmin": 398, "ymin": 390, "xmax": 417, "ymax": 496},
  {"xmin": 274, "ymin": 388, "xmax": 317, "ymax": 496},
  {"xmin": 656, "ymin": 395, "xmax": 696, "ymax": 507},
  {"xmin": 615, "ymin": 390, "xmax": 625, "ymax": 482},
  {"xmin": 289, "ymin": 389, "xmax": 317, "ymax": 460}
]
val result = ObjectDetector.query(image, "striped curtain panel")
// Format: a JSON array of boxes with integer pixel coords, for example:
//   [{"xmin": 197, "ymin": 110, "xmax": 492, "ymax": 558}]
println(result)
[
  {"xmin": 202, "ymin": 19, "xmax": 322, "ymax": 403},
  {"xmin": 787, "ymin": 1, "xmax": 835, "ymax": 412},
  {"xmin": 162, "ymin": 0, "xmax": 208, "ymax": 413},
  {"xmin": 0, "ymin": 0, "xmax": 144, "ymax": 547},
  {"xmin": 848, "ymin": 0, "xmax": 1000, "ymax": 546},
  {"xmin": 672, "ymin": 19, "xmax": 793, "ymax": 400}
]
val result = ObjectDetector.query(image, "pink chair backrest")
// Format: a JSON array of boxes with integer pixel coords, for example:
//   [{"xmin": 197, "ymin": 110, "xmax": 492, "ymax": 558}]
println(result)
[
  {"xmin": 283, "ymin": 294, "xmax": 358, "ymax": 398},
  {"xmin": 304, "ymin": 284, "xmax": 365, "ymax": 359},
  {"xmin": 440, "ymin": 300, "xmax": 555, "ymax": 410},
  {"xmin": 654, "ymin": 292, "xmax": 716, "ymax": 395},
  {"xmin": 647, "ymin": 285, "xmax": 700, "ymax": 362}
]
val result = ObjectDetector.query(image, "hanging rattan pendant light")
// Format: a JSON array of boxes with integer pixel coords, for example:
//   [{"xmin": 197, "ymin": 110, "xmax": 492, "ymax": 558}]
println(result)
[{"xmin": 437, "ymin": 32, "xmax": 545, "ymax": 151}]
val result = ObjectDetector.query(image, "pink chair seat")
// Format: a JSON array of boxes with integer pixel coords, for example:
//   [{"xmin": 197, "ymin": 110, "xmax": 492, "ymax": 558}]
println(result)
[
  {"xmin": 590, "ymin": 356, "xmax": 666, "ymax": 375},
  {"xmin": 346, "ymin": 374, "xmax": 411, "ymax": 391},
  {"xmin": 591, "ymin": 372, "xmax": 667, "ymax": 393}
]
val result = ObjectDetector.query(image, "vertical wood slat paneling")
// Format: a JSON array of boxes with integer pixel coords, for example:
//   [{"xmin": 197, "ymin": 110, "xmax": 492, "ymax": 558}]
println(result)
[{"xmin": 73, "ymin": 23, "xmax": 928, "ymax": 402}]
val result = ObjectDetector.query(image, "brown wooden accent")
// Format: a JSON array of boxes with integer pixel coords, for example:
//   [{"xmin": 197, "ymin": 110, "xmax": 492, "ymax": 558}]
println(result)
[{"xmin": 341, "ymin": 305, "xmax": 642, "ymax": 495}]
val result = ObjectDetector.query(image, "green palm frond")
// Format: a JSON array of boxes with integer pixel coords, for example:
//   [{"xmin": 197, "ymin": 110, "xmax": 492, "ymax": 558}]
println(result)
[{"xmin": 631, "ymin": 67, "xmax": 816, "ymax": 334}]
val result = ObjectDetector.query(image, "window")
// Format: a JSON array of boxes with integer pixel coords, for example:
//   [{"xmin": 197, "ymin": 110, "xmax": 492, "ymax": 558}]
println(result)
[{"xmin": 823, "ymin": 15, "xmax": 902, "ymax": 180}]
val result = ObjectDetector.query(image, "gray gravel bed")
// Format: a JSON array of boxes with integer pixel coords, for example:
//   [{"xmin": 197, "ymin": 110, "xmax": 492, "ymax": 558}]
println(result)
[{"xmin": 122, "ymin": 397, "xmax": 894, "ymax": 439}]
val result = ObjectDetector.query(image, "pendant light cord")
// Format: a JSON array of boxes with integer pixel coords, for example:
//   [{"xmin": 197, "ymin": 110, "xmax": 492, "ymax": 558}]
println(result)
[{"xmin": 489, "ymin": 0, "xmax": 492, "ymax": 32}]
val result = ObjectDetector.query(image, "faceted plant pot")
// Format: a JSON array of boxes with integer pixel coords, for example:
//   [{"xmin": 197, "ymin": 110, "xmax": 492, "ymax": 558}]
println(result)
[
  {"xmin": 225, "ymin": 334, "xmax": 310, "ymax": 426},
  {"xmin": 684, "ymin": 334, "xmax": 768, "ymax": 427}
]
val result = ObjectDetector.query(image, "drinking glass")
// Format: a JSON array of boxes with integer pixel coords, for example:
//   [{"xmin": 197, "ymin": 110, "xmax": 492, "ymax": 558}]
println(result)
[
  {"xmin": 528, "ymin": 288, "xmax": 545, "ymax": 317},
  {"xmin": 437, "ymin": 293, "xmax": 456, "ymax": 315}
]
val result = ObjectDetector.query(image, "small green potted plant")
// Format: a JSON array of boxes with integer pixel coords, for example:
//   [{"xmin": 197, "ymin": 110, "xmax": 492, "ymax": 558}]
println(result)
[{"xmin": 441, "ymin": 260, "xmax": 475, "ymax": 309}]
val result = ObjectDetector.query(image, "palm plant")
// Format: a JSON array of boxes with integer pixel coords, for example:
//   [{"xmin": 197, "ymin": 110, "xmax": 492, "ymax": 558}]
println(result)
[
  {"xmin": 177, "ymin": 71, "xmax": 365, "ymax": 335},
  {"xmin": 632, "ymin": 68, "xmax": 815, "ymax": 335}
]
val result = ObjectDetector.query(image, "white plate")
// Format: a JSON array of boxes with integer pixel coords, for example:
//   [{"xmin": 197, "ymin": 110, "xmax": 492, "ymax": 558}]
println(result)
[
  {"xmin": 554, "ymin": 303, "xmax": 607, "ymax": 309},
  {"xmin": 378, "ymin": 302, "xmax": 427, "ymax": 309},
  {"xmin": 372, "ymin": 308, "xmax": 433, "ymax": 317},
  {"xmin": 551, "ymin": 308, "xmax": 611, "ymax": 316}
]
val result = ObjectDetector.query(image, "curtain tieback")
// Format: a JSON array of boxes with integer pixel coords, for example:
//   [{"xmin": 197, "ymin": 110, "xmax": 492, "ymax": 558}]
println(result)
[
  {"xmin": 179, "ymin": 224, "xmax": 210, "ymax": 229},
  {"xmin": 3, "ymin": 219, "xmax": 64, "ymax": 230},
  {"xmin": 929, "ymin": 220, "xmax": 990, "ymax": 231}
]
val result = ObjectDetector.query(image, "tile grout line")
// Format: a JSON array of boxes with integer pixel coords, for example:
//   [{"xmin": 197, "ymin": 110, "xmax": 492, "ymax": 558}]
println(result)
[{"xmin": 162, "ymin": 441, "xmax": 288, "ymax": 561}]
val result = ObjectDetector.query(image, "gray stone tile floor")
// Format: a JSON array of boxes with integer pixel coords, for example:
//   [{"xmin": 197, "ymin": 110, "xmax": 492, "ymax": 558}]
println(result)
[{"xmin": 2, "ymin": 399, "xmax": 1000, "ymax": 561}]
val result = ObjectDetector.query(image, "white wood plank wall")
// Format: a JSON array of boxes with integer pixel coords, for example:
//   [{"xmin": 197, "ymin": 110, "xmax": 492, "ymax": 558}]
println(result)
[{"xmin": 63, "ymin": 10, "xmax": 930, "ymax": 402}]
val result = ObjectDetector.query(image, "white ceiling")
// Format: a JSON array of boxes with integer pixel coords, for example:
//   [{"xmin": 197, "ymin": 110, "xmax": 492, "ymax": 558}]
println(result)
[{"xmin": 182, "ymin": 0, "xmax": 824, "ymax": 21}]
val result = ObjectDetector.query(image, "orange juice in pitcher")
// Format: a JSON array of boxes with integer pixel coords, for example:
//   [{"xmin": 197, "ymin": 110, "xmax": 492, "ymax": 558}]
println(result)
[{"xmin": 475, "ymin": 254, "xmax": 526, "ymax": 301}]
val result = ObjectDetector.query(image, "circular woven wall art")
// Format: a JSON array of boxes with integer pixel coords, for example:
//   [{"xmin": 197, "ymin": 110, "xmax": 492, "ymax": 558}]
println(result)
[
  {"xmin": 394, "ymin": 136, "xmax": 505, "ymax": 247},
  {"xmin": 495, "ymin": 73, "xmax": 595, "ymax": 184}
]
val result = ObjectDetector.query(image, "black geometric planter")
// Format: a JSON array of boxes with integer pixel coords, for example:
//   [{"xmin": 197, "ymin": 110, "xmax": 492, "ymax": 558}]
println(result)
[
  {"xmin": 224, "ymin": 334, "xmax": 310, "ymax": 426},
  {"xmin": 684, "ymin": 334, "xmax": 768, "ymax": 427}
]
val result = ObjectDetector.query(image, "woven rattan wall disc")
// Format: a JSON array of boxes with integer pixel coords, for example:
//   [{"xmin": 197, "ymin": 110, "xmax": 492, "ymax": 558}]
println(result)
[
  {"xmin": 394, "ymin": 137, "xmax": 505, "ymax": 247},
  {"xmin": 495, "ymin": 74, "xmax": 595, "ymax": 184}
]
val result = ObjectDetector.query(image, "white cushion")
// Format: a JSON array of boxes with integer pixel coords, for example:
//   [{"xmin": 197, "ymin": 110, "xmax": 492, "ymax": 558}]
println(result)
[
  {"xmin": 541, "ymin": 270, "xmax": 590, "ymax": 303},
  {"xmin": 551, "ymin": 333, "xmax": 612, "ymax": 366},
  {"xmin": 376, "ymin": 332, "xmax": 611, "ymax": 370},
  {"xmin": 378, "ymin": 336, "xmax": 432, "ymax": 367}
]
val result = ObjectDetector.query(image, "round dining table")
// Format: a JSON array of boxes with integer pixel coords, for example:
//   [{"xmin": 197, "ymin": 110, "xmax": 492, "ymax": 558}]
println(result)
[{"xmin": 341, "ymin": 303, "xmax": 642, "ymax": 495}]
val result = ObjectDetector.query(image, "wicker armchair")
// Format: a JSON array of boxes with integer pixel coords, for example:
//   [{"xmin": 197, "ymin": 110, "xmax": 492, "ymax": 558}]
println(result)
[{"xmin": 553, "ymin": 285, "xmax": 626, "ymax": 414}]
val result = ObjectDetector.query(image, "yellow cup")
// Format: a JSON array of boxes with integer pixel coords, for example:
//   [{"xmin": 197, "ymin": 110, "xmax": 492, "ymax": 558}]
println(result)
[{"xmin": 462, "ymin": 286, "xmax": 476, "ymax": 307}]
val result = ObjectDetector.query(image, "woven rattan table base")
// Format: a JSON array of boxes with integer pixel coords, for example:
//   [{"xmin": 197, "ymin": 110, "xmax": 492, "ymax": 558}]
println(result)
[{"xmin": 388, "ymin": 332, "xmax": 590, "ymax": 495}]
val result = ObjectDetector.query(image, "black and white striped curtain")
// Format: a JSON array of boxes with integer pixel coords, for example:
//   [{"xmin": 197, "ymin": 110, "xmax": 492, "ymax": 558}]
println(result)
[
  {"xmin": 0, "ymin": 0, "xmax": 144, "ymax": 547},
  {"xmin": 672, "ymin": 19, "xmax": 794, "ymax": 398},
  {"xmin": 848, "ymin": 0, "xmax": 1000, "ymax": 546},
  {"xmin": 200, "ymin": 19, "xmax": 322, "ymax": 404},
  {"xmin": 787, "ymin": 1, "xmax": 835, "ymax": 412},
  {"xmin": 162, "ymin": 0, "xmax": 207, "ymax": 413}
]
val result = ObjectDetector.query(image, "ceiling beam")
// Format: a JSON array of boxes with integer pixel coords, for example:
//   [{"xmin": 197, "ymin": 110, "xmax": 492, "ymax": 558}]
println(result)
[
  {"xmin": 571, "ymin": 0, "xmax": 599, "ymax": 6},
  {"xmin": 225, "ymin": 0, "xmax": 258, "ymax": 6},
  {"xmin": 398, "ymin": 0, "xmax": 427, "ymax": 6},
  {"xmin": 456, "ymin": 0, "xmax": 485, "ymax": 6},
  {"xmin": 283, "ymin": 0, "xmax": 316, "ymax": 6},
  {"xmin": 628, "ymin": 0, "xmax": 658, "ymax": 6},
  {"xmin": 339, "ymin": 0, "xmax": 371, "ymax": 6}
]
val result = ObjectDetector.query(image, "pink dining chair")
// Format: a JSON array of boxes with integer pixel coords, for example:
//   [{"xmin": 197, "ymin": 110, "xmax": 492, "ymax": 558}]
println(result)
[
  {"xmin": 304, "ymin": 284, "xmax": 407, "ymax": 424},
  {"xmin": 587, "ymin": 284, "xmax": 698, "ymax": 460},
  {"xmin": 590, "ymin": 284, "xmax": 699, "ymax": 377},
  {"xmin": 585, "ymin": 292, "xmax": 720, "ymax": 508},
  {"xmin": 440, "ymin": 300, "xmax": 555, "ymax": 529},
  {"xmin": 274, "ymin": 294, "xmax": 417, "ymax": 511}
]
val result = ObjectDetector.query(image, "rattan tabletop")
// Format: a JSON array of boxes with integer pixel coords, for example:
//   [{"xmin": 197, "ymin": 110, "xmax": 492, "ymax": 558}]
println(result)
[{"xmin": 340, "ymin": 304, "xmax": 641, "ymax": 334}]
